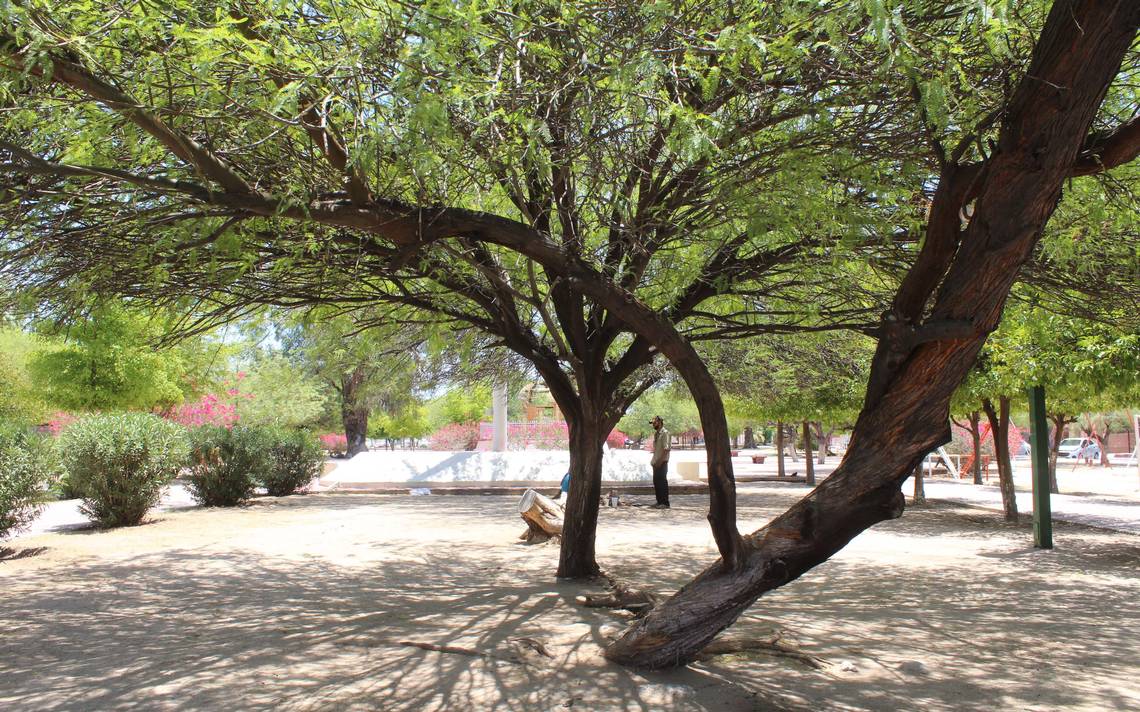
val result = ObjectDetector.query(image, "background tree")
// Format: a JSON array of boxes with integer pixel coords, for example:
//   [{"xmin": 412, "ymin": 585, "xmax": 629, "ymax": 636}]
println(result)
[
  {"xmin": 962, "ymin": 299, "xmax": 1140, "ymax": 494},
  {"xmin": 28, "ymin": 304, "xmax": 215, "ymax": 413},
  {"xmin": 279, "ymin": 313, "xmax": 430, "ymax": 456},
  {"xmin": 617, "ymin": 384, "xmax": 701, "ymax": 447},
  {"xmin": 369, "ymin": 402, "xmax": 431, "ymax": 449},
  {"xmin": 0, "ymin": 325, "xmax": 52, "ymax": 424},
  {"xmin": 708, "ymin": 332, "xmax": 872, "ymax": 476},
  {"xmin": 232, "ymin": 354, "xmax": 329, "ymax": 430},
  {"xmin": 425, "ymin": 385, "xmax": 491, "ymax": 431}
]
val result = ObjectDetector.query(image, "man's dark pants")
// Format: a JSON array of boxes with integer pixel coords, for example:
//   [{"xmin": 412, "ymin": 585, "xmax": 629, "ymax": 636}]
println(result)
[{"xmin": 652, "ymin": 462, "xmax": 669, "ymax": 507}]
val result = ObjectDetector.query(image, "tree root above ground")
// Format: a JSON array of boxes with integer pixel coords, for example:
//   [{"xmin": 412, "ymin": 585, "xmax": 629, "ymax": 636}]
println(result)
[{"xmin": 696, "ymin": 633, "xmax": 825, "ymax": 669}]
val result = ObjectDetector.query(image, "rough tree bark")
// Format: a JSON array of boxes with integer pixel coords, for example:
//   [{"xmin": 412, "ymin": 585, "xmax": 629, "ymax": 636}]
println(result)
[
  {"xmin": 605, "ymin": 1, "xmax": 1138, "ymax": 669},
  {"xmin": 982, "ymin": 396, "xmax": 1017, "ymax": 521},
  {"xmin": 559, "ymin": 410, "xmax": 606, "ymax": 578},
  {"xmin": 339, "ymin": 366, "xmax": 370, "ymax": 457}
]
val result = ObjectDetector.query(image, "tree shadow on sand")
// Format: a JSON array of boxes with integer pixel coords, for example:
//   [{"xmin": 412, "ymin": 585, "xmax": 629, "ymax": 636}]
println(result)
[{"xmin": 1, "ymin": 490, "xmax": 1136, "ymax": 711}]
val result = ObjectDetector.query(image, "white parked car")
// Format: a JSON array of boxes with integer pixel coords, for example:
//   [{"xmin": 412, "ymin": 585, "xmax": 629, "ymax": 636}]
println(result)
[{"xmin": 1057, "ymin": 437, "xmax": 1101, "ymax": 460}]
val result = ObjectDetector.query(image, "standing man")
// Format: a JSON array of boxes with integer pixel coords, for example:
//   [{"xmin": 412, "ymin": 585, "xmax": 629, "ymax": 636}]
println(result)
[{"xmin": 650, "ymin": 415, "xmax": 671, "ymax": 509}]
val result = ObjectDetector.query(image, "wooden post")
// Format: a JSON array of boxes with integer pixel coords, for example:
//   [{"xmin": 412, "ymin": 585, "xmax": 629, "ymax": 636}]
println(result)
[{"xmin": 1027, "ymin": 386, "xmax": 1053, "ymax": 549}]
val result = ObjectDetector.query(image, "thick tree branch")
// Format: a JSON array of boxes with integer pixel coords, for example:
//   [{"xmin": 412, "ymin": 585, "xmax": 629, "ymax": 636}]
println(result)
[{"xmin": 1, "ymin": 34, "xmax": 252, "ymax": 194}]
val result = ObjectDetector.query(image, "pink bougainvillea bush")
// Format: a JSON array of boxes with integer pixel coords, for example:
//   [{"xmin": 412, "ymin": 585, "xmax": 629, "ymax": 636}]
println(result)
[
  {"xmin": 166, "ymin": 393, "xmax": 240, "ymax": 428},
  {"xmin": 429, "ymin": 421, "xmax": 627, "ymax": 451},
  {"xmin": 164, "ymin": 373, "xmax": 250, "ymax": 428},
  {"xmin": 318, "ymin": 433, "xmax": 348, "ymax": 456},
  {"xmin": 428, "ymin": 422, "xmax": 480, "ymax": 451},
  {"xmin": 44, "ymin": 411, "xmax": 78, "ymax": 435},
  {"xmin": 508, "ymin": 421, "xmax": 569, "ymax": 450}
]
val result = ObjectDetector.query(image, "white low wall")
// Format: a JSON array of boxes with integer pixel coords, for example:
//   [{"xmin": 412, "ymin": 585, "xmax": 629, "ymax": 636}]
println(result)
[{"xmin": 326, "ymin": 448, "xmax": 657, "ymax": 484}]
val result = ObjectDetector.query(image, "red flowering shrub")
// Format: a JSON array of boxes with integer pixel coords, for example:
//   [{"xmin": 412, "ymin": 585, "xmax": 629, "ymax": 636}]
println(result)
[
  {"xmin": 167, "ymin": 393, "xmax": 239, "ymax": 428},
  {"xmin": 606, "ymin": 429, "xmax": 627, "ymax": 449},
  {"xmin": 44, "ymin": 412, "xmax": 78, "ymax": 435},
  {"xmin": 318, "ymin": 433, "xmax": 348, "ymax": 455},
  {"xmin": 165, "ymin": 373, "xmax": 251, "ymax": 428},
  {"xmin": 507, "ymin": 421, "xmax": 569, "ymax": 449},
  {"xmin": 428, "ymin": 422, "xmax": 480, "ymax": 451}
]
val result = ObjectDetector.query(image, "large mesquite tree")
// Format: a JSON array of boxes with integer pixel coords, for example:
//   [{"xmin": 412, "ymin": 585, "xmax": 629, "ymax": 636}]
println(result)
[
  {"xmin": 0, "ymin": 1, "xmax": 914, "ymax": 579},
  {"xmin": 1, "ymin": 0, "xmax": 1138, "ymax": 669}
]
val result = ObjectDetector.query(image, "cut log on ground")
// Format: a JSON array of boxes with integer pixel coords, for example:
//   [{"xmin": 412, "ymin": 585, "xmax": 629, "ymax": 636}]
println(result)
[{"xmin": 519, "ymin": 489, "xmax": 564, "ymax": 543}]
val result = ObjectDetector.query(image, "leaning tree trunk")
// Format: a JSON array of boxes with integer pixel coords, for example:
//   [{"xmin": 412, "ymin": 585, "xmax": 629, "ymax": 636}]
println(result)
[
  {"xmin": 983, "ymin": 396, "xmax": 1017, "ymax": 522},
  {"xmin": 604, "ymin": 1, "xmax": 1137, "ymax": 669},
  {"xmin": 802, "ymin": 421, "xmax": 815, "ymax": 486}
]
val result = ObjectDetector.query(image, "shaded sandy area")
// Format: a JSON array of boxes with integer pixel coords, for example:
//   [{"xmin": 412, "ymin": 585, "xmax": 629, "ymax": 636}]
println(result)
[{"xmin": 2, "ymin": 483, "xmax": 1137, "ymax": 711}]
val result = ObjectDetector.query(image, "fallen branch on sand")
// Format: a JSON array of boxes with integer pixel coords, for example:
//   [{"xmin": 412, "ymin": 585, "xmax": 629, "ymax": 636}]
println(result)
[
  {"xmin": 395, "ymin": 637, "xmax": 555, "ymax": 665},
  {"xmin": 577, "ymin": 572, "xmax": 661, "ymax": 615},
  {"xmin": 397, "ymin": 640, "xmax": 525, "ymax": 664}
]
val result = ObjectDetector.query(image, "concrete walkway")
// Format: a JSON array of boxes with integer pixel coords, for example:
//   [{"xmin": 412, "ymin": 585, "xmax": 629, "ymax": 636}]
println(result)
[
  {"xmin": 12, "ymin": 462, "xmax": 1137, "ymax": 541},
  {"xmin": 923, "ymin": 478, "xmax": 1140, "ymax": 535},
  {"xmin": 13, "ymin": 483, "xmax": 199, "ymax": 539}
]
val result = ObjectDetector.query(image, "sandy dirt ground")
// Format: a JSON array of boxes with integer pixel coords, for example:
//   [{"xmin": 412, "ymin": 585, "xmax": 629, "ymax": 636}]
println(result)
[{"xmin": 2, "ymin": 482, "xmax": 1137, "ymax": 711}]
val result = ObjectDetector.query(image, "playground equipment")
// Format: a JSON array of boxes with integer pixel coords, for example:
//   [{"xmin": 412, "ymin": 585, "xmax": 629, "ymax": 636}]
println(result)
[{"xmin": 958, "ymin": 421, "xmax": 1026, "ymax": 480}]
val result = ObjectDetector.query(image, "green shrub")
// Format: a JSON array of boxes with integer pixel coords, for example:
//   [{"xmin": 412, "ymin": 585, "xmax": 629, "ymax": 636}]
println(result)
[
  {"xmin": 0, "ymin": 425, "xmax": 53, "ymax": 539},
  {"xmin": 187, "ymin": 426, "xmax": 270, "ymax": 506},
  {"xmin": 60, "ymin": 413, "xmax": 188, "ymax": 528},
  {"xmin": 262, "ymin": 429, "xmax": 322, "ymax": 497}
]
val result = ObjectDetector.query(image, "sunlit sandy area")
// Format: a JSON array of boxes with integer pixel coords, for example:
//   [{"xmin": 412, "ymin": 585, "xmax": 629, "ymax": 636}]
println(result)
[{"xmin": 3, "ymin": 482, "xmax": 1137, "ymax": 711}]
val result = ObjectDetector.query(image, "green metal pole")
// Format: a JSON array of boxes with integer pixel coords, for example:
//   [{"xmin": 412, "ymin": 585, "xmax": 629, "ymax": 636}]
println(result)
[{"xmin": 1027, "ymin": 385, "xmax": 1053, "ymax": 549}]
